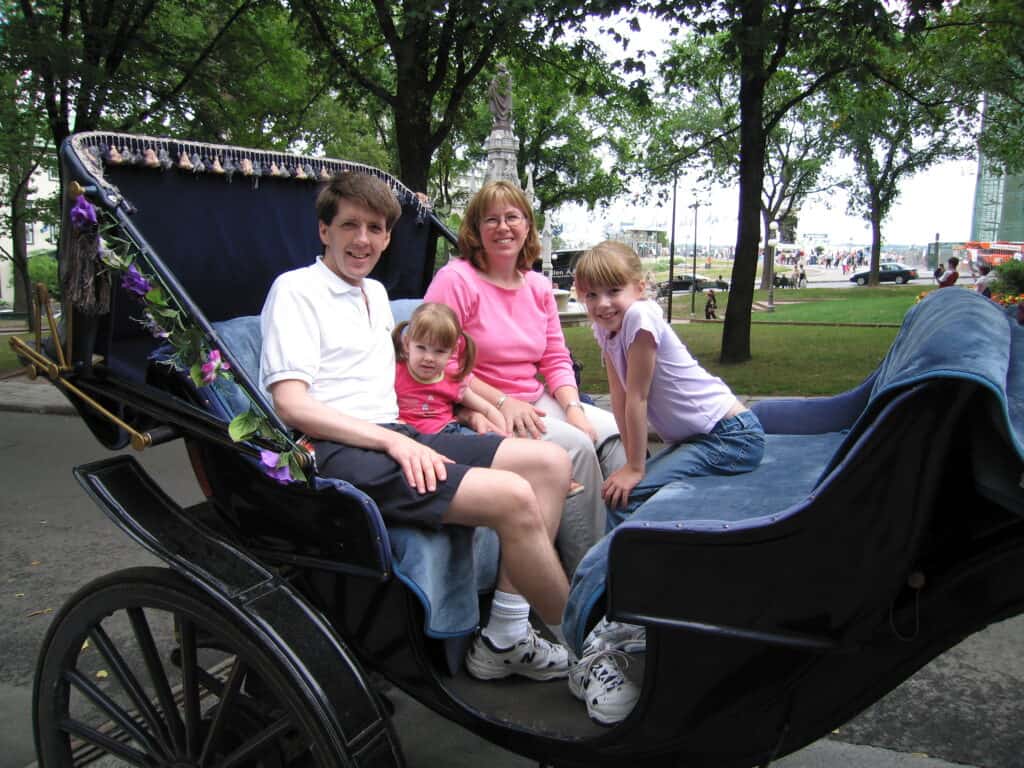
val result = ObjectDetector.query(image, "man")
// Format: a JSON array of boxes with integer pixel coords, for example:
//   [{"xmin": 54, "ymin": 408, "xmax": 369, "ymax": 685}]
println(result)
[
  {"xmin": 937, "ymin": 257, "xmax": 960, "ymax": 288},
  {"xmin": 260, "ymin": 172, "xmax": 571, "ymax": 681}
]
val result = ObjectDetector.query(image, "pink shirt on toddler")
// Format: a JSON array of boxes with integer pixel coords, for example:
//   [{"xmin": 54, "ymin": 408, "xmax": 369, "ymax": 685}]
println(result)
[{"xmin": 395, "ymin": 362, "xmax": 472, "ymax": 434}]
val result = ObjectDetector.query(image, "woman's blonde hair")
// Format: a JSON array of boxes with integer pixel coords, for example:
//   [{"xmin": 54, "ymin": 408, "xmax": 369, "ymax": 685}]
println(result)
[
  {"xmin": 392, "ymin": 302, "xmax": 476, "ymax": 380},
  {"xmin": 573, "ymin": 240, "xmax": 645, "ymax": 292},
  {"xmin": 457, "ymin": 181, "xmax": 541, "ymax": 272}
]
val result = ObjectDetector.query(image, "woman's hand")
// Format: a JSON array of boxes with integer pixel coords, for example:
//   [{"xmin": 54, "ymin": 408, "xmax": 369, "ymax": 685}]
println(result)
[
  {"xmin": 384, "ymin": 432, "xmax": 453, "ymax": 494},
  {"xmin": 564, "ymin": 405, "xmax": 598, "ymax": 443},
  {"xmin": 602, "ymin": 465, "xmax": 645, "ymax": 510},
  {"xmin": 499, "ymin": 396, "xmax": 547, "ymax": 439}
]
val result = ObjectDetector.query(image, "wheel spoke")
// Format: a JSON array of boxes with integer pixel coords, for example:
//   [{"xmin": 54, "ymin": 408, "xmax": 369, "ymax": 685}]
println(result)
[
  {"xmin": 198, "ymin": 658, "xmax": 247, "ymax": 768},
  {"xmin": 178, "ymin": 615, "xmax": 202, "ymax": 755},
  {"xmin": 60, "ymin": 716, "xmax": 152, "ymax": 767},
  {"xmin": 89, "ymin": 623, "xmax": 175, "ymax": 758},
  {"xmin": 64, "ymin": 669, "xmax": 166, "ymax": 759},
  {"xmin": 128, "ymin": 605, "xmax": 185, "ymax": 753},
  {"xmin": 218, "ymin": 713, "xmax": 295, "ymax": 768}
]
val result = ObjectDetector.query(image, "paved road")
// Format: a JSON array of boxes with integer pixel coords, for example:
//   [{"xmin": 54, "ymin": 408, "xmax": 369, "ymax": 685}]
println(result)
[{"xmin": 0, "ymin": 397, "xmax": 1021, "ymax": 767}]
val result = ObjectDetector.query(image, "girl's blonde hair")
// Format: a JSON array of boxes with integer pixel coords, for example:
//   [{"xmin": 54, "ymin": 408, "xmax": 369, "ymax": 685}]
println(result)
[
  {"xmin": 392, "ymin": 302, "xmax": 476, "ymax": 380},
  {"xmin": 573, "ymin": 240, "xmax": 645, "ymax": 292},
  {"xmin": 457, "ymin": 181, "xmax": 541, "ymax": 272}
]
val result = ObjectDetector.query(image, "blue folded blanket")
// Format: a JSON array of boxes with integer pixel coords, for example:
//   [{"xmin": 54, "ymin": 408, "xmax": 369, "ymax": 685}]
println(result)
[{"xmin": 564, "ymin": 288, "xmax": 1024, "ymax": 654}]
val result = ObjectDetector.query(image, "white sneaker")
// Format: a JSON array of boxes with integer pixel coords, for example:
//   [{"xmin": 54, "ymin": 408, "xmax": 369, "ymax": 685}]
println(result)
[
  {"xmin": 568, "ymin": 649, "xmax": 641, "ymax": 726},
  {"xmin": 465, "ymin": 627, "xmax": 569, "ymax": 681},
  {"xmin": 583, "ymin": 616, "xmax": 647, "ymax": 654}
]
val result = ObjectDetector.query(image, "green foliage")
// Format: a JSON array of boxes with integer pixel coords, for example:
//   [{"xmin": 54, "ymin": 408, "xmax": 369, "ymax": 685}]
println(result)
[
  {"xmin": 27, "ymin": 250, "xmax": 60, "ymax": 300},
  {"xmin": 992, "ymin": 259, "xmax": 1024, "ymax": 297}
]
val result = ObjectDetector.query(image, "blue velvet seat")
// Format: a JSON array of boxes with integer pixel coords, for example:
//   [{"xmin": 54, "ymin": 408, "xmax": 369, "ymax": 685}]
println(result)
[{"xmin": 564, "ymin": 288, "xmax": 1024, "ymax": 654}]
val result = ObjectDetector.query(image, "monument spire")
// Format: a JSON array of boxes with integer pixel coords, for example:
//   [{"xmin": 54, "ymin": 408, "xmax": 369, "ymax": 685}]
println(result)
[{"xmin": 484, "ymin": 63, "xmax": 521, "ymax": 188}]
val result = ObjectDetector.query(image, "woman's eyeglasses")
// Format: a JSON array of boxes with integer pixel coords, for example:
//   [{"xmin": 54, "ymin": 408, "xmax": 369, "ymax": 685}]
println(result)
[{"xmin": 481, "ymin": 212, "xmax": 525, "ymax": 229}]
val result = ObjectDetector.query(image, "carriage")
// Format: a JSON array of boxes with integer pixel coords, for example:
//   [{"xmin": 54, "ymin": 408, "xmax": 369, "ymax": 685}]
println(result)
[{"xmin": 16, "ymin": 132, "xmax": 1024, "ymax": 767}]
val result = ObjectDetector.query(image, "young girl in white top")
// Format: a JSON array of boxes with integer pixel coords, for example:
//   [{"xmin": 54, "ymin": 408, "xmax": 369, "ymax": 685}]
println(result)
[{"xmin": 574, "ymin": 241, "xmax": 766, "ymax": 530}]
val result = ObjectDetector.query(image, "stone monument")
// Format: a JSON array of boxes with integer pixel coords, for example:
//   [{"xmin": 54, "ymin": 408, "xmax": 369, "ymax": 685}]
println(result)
[{"xmin": 484, "ymin": 64, "xmax": 521, "ymax": 186}]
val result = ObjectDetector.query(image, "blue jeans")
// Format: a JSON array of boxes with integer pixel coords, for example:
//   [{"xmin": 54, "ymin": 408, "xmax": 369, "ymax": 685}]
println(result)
[{"xmin": 605, "ymin": 410, "xmax": 766, "ymax": 531}]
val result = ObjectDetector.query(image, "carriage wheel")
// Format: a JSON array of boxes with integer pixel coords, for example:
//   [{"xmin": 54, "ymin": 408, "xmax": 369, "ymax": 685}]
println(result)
[{"xmin": 34, "ymin": 567, "xmax": 340, "ymax": 767}]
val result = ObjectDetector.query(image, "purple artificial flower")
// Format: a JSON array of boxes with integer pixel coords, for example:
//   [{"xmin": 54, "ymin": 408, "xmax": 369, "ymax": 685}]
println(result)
[
  {"xmin": 142, "ymin": 310, "xmax": 170, "ymax": 339},
  {"xmin": 259, "ymin": 449, "xmax": 293, "ymax": 485},
  {"xmin": 200, "ymin": 348, "xmax": 231, "ymax": 384},
  {"xmin": 69, "ymin": 196, "xmax": 97, "ymax": 229},
  {"xmin": 121, "ymin": 263, "xmax": 152, "ymax": 297}
]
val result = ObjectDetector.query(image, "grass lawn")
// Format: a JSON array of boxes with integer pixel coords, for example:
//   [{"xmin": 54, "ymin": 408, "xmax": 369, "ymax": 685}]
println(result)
[
  {"xmin": 666, "ymin": 285, "xmax": 928, "ymax": 325},
  {"xmin": 565, "ymin": 322, "xmax": 898, "ymax": 397}
]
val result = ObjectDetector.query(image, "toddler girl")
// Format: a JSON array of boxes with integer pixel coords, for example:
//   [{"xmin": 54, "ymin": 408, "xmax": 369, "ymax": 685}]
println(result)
[
  {"xmin": 394, "ymin": 303, "xmax": 583, "ymax": 491},
  {"xmin": 393, "ymin": 302, "xmax": 503, "ymax": 435}
]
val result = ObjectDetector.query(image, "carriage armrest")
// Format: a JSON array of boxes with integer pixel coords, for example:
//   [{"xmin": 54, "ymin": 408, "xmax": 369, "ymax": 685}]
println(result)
[
  {"xmin": 605, "ymin": 516, "xmax": 845, "ymax": 653},
  {"xmin": 751, "ymin": 370, "xmax": 876, "ymax": 435}
]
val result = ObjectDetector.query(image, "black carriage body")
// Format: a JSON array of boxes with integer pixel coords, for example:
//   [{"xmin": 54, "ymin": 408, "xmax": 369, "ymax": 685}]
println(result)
[{"xmin": 26, "ymin": 132, "xmax": 1024, "ymax": 768}]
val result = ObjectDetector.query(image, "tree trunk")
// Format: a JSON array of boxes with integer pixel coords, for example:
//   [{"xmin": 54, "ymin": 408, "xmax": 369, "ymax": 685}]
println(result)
[
  {"xmin": 868, "ymin": 209, "xmax": 882, "ymax": 286},
  {"xmin": 10, "ymin": 182, "xmax": 37, "ymax": 335},
  {"xmin": 721, "ymin": 3, "xmax": 768, "ymax": 365}
]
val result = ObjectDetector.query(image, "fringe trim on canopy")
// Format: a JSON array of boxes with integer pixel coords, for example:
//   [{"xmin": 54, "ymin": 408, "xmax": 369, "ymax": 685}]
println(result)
[{"xmin": 68, "ymin": 132, "xmax": 433, "ymax": 224}]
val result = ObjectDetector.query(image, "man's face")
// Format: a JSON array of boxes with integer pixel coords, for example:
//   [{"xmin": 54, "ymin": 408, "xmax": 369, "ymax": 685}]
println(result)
[{"xmin": 319, "ymin": 198, "xmax": 392, "ymax": 286}]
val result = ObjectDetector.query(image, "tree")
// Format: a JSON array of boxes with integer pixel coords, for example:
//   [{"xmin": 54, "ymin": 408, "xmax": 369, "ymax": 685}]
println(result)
[
  {"xmin": 831, "ymin": 25, "xmax": 973, "ymax": 282},
  {"xmin": 294, "ymin": 0, "xmax": 634, "ymax": 192},
  {"xmin": 0, "ymin": 65, "xmax": 55, "ymax": 331},
  {"xmin": 648, "ymin": 0, "xmax": 907, "ymax": 363}
]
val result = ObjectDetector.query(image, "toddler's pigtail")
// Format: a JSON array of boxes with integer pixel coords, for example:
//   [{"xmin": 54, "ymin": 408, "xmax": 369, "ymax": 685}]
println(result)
[
  {"xmin": 392, "ymin": 321, "xmax": 410, "ymax": 362},
  {"xmin": 453, "ymin": 331, "xmax": 476, "ymax": 380}
]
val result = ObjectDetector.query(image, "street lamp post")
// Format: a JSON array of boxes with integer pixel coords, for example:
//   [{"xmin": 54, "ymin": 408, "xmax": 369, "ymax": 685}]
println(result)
[
  {"xmin": 689, "ymin": 200, "xmax": 699, "ymax": 317},
  {"xmin": 766, "ymin": 220, "xmax": 779, "ymax": 312},
  {"xmin": 667, "ymin": 172, "xmax": 678, "ymax": 322}
]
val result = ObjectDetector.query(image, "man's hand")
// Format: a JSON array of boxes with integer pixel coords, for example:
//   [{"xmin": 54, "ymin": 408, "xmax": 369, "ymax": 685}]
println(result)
[
  {"xmin": 384, "ymin": 432, "xmax": 453, "ymax": 493},
  {"xmin": 602, "ymin": 465, "xmax": 645, "ymax": 510},
  {"xmin": 500, "ymin": 396, "xmax": 547, "ymax": 439}
]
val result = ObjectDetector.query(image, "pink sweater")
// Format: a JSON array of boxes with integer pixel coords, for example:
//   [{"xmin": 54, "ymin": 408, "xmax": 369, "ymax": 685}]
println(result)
[{"xmin": 425, "ymin": 259, "xmax": 577, "ymax": 402}]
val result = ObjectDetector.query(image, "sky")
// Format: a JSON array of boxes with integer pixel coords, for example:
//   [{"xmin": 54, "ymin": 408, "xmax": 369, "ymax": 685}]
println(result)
[
  {"xmin": 553, "ymin": 14, "xmax": 980, "ymax": 250},
  {"xmin": 555, "ymin": 157, "xmax": 979, "ymax": 249}
]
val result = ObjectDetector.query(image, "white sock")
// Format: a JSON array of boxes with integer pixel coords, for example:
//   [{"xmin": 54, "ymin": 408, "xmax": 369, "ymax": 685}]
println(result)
[{"xmin": 482, "ymin": 590, "xmax": 531, "ymax": 648}]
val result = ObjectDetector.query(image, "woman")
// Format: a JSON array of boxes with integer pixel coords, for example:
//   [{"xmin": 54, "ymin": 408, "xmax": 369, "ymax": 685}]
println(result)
[{"xmin": 425, "ymin": 181, "xmax": 625, "ymax": 575}]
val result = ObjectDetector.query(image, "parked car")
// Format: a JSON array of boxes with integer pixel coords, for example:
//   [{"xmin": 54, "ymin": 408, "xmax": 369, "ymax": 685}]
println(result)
[
  {"xmin": 658, "ymin": 273, "xmax": 722, "ymax": 297},
  {"xmin": 849, "ymin": 262, "xmax": 919, "ymax": 285}
]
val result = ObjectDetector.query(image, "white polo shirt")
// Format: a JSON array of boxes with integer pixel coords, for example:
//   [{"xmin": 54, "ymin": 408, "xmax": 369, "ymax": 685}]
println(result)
[{"xmin": 260, "ymin": 257, "xmax": 400, "ymax": 424}]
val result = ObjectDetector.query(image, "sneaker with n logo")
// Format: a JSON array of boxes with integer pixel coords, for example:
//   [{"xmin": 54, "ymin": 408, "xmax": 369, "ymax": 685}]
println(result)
[{"xmin": 465, "ymin": 627, "xmax": 569, "ymax": 681}]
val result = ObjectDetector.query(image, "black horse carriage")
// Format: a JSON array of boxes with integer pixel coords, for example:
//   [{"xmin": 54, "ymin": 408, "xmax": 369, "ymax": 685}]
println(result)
[{"xmin": 16, "ymin": 131, "xmax": 1024, "ymax": 767}]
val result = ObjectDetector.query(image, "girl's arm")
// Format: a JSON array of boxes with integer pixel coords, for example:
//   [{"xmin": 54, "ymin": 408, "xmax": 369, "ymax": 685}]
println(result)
[
  {"xmin": 458, "ymin": 387, "xmax": 509, "ymax": 435},
  {"xmin": 602, "ymin": 331, "xmax": 657, "ymax": 509}
]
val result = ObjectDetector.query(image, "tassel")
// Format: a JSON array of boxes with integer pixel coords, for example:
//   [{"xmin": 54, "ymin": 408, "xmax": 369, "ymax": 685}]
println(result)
[
  {"xmin": 158, "ymin": 148, "xmax": 173, "ymax": 169},
  {"xmin": 179, "ymin": 152, "xmax": 193, "ymax": 170},
  {"xmin": 105, "ymin": 145, "xmax": 123, "ymax": 164},
  {"xmin": 240, "ymin": 157, "xmax": 253, "ymax": 176},
  {"xmin": 210, "ymin": 156, "xmax": 225, "ymax": 174},
  {"xmin": 60, "ymin": 193, "xmax": 111, "ymax": 316},
  {"xmin": 143, "ymin": 148, "xmax": 160, "ymax": 167},
  {"xmin": 190, "ymin": 153, "xmax": 204, "ymax": 172}
]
